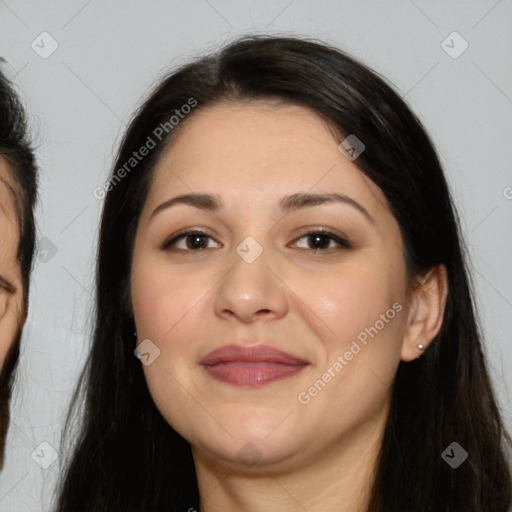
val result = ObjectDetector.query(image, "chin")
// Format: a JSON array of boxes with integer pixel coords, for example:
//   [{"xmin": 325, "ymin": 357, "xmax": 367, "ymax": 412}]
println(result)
[{"xmin": 190, "ymin": 431, "xmax": 301, "ymax": 470}]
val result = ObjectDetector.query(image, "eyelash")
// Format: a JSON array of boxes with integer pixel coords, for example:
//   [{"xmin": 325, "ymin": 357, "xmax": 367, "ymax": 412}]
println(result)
[{"xmin": 161, "ymin": 228, "xmax": 352, "ymax": 253}]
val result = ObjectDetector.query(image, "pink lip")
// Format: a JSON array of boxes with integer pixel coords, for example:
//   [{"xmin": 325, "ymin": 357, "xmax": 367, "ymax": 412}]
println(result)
[{"xmin": 199, "ymin": 344, "xmax": 308, "ymax": 387}]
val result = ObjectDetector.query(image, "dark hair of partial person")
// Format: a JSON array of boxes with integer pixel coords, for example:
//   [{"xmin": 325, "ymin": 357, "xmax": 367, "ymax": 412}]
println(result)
[
  {"xmin": 0, "ymin": 68, "xmax": 38, "ymax": 467},
  {"xmin": 55, "ymin": 34, "xmax": 511, "ymax": 512}
]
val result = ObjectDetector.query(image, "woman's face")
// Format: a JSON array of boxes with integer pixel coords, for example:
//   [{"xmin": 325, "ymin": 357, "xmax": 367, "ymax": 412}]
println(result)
[
  {"xmin": 131, "ymin": 101, "xmax": 415, "ymax": 471},
  {"xmin": 0, "ymin": 161, "xmax": 23, "ymax": 369}
]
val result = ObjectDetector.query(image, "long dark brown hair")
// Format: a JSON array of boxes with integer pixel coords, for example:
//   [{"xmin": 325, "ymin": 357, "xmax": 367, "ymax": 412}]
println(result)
[{"xmin": 56, "ymin": 35, "xmax": 511, "ymax": 511}]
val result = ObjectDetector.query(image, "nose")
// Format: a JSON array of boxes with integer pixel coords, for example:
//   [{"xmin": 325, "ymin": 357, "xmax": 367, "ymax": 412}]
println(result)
[{"xmin": 213, "ymin": 245, "xmax": 289, "ymax": 324}]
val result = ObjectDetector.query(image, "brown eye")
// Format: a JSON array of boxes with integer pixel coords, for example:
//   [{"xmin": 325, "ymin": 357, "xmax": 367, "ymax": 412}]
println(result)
[
  {"xmin": 162, "ymin": 230, "xmax": 221, "ymax": 252},
  {"xmin": 292, "ymin": 230, "xmax": 352, "ymax": 251}
]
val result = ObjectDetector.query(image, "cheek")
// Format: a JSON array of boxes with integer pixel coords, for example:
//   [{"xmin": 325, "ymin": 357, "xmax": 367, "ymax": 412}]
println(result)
[
  {"xmin": 131, "ymin": 259, "xmax": 212, "ymax": 434},
  {"xmin": 302, "ymin": 254, "xmax": 407, "ymax": 403},
  {"xmin": 132, "ymin": 253, "xmax": 199, "ymax": 334},
  {"xmin": 296, "ymin": 265, "xmax": 406, "ymax": 428},
  {"xmin": 131, "ymin": 257, "xmax": 217, "ymax": 371},
  {"xmin": 308, "ymin": 260, "xmax": 403, "ymax": 342}
]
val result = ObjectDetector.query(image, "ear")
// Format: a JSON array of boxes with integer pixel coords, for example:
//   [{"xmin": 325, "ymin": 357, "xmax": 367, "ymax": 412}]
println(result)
[
  {"xmin": 0, "ymin": 273, "xmax": 25, "ymax": 371},
  {"xmin": 401, "ymin": 264, "xmax": 449, "ymax": 362}
]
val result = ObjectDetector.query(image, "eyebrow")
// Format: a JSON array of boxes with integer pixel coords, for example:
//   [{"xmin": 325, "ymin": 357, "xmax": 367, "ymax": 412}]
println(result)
[
  {"xmin": 0, "ymin": 275, "xmax": 16, "ymax": 294},
  {"xmin": 150, "ymin": 192, "xmax": 375, "ymax": 223}
]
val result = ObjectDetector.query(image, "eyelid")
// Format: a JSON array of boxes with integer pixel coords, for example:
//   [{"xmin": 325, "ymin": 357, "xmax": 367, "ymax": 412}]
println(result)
[
  {"xmin": 293, "ymin": 226, "xmax": 350, "ymax": 241},
  {"xmin": 290, "ymin": 227, "xmax": 352, "ymax": 250},
  {"xmin": 161, "ymin": 227, "xmax": 218, "ymax": 249}
]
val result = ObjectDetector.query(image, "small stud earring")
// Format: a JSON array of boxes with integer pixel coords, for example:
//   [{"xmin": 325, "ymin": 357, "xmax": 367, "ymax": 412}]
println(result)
[
  {"xmin": 418, "ymin": 344, "xmax": 424, "ymax": 350},
  {"xmin": 134, "ymin": 331, "xmax": 137, "ymax": 337}
]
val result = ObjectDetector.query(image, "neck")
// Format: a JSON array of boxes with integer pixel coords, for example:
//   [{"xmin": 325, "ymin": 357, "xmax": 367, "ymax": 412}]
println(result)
[{"xmin": 193, "ymin": 406, "xmax": 387, "ymax": 512}]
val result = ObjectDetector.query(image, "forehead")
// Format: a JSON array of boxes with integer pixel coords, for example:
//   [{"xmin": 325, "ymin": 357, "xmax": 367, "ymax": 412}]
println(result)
[
  {"xmin": 0, "ymin": 157, "xmax": 20, "ymax": 255},
  {"xmin": 0, "ymin": 157, "xmax": 18, "ymax": 218},
  {"xmin": 146, "ymin": 100, "xmax": 390, "ymax": 218}
]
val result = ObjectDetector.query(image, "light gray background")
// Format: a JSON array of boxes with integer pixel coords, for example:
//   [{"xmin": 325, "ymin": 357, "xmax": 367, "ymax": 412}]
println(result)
[{"xmin": 0, "ymin": 1, "xmax": 511, "ymax": 510}]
